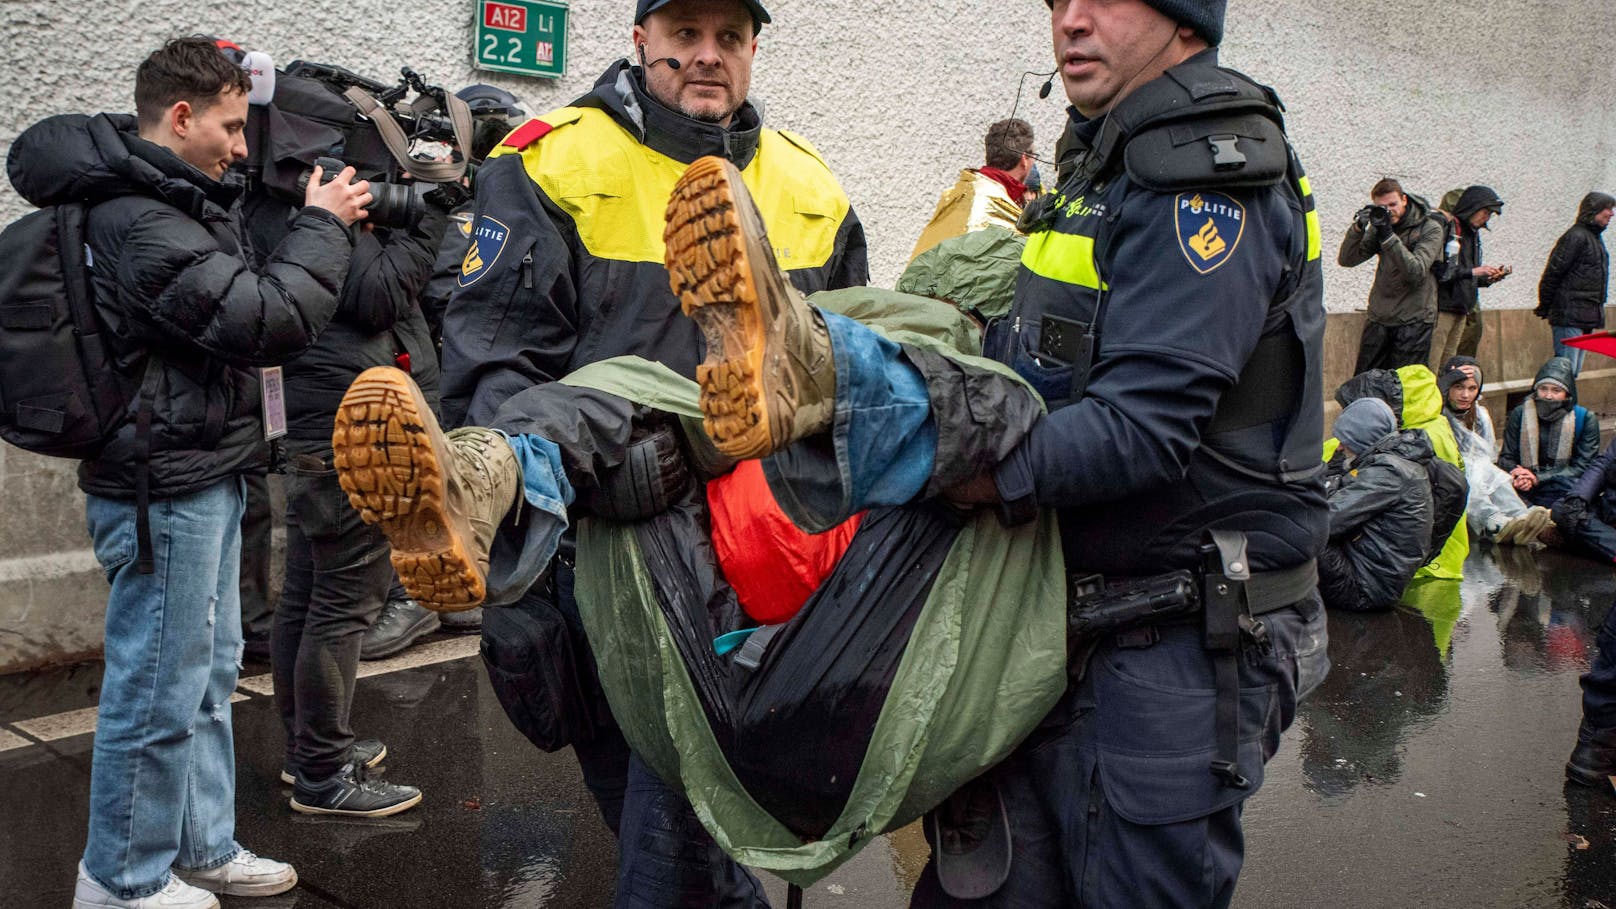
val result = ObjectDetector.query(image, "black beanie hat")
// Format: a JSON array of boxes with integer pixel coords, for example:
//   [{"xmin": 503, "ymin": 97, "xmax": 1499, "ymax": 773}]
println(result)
[
  {"xmin": 1145, "ymin": 0, "xmax": 1226, "ymax": 45},
  {"xmin": 1044, "ymin": 0, "xmax": 1224, "ymax": 45}
]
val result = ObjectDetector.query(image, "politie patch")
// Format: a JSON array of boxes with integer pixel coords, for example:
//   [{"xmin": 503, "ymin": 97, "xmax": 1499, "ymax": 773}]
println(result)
[
  {"xmin": 458, "ymin": 216, "xmax": 512, "ymax": 288},
  {"xmin": 1174, "ymin": 192, "xmax": 1245, "ymax": 275}
]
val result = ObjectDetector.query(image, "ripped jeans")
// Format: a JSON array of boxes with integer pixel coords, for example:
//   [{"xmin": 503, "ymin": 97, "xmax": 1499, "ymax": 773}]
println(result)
[{"xmin": 83, "ymin": 478, "xmax": 246, "ymax": 899}]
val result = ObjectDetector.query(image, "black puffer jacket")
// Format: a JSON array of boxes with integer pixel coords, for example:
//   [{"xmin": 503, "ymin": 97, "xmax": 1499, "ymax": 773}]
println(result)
[
  {"xmin": 1537, "ymin": 192, "xmax": 1613, "ymax": 331},
  {"xmin": 241, "ymin": 192, "xmax": 447, "ymax": 449},
  {"xmin": 1327, "ymin": 429, "xmax": 1436, "ymax": 610},
  {"xmin": 6, "ymin": 113, "xmax": 353, "ymax": 499}
]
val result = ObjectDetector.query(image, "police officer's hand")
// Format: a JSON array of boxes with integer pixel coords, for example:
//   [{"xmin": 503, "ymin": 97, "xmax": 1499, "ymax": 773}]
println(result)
[
  {"xmin": 304, "ymin": 164, "xmax": 373, "ymax": 227},
  {"xmin": 946, "ymin": 472, "xmax": 1002, "ymax": 506}
]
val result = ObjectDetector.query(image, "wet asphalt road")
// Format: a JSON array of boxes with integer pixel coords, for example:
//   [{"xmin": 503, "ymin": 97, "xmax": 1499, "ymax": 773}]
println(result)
[{"xmin": 4, "ymin": 543, "xmax": 1616, "ymax": 908}]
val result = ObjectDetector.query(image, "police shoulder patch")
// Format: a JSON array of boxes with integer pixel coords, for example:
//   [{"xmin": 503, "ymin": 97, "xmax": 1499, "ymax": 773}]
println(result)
[
  {"xmin": 458, "ymin": 216, "xmax": 511, "ymax": 288},
  {"xmin": 1173, "ymin": 191, "xmax": 1245, "ymax": 275}
]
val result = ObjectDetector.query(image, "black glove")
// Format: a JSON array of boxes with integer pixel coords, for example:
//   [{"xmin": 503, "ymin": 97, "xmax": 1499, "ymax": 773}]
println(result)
[
  {"xmin": 1368, "ymin": 206, "xmax": 1395, "ymax": 242},
  {"xmin": 1353, "ymin": 205, "xmax": 1377, "ymax": 231},
  {"xmin": 584, "ymin": 422, "xmax": 692, "ymax": 521},
  {"xmin": 1552, "ymin": 496, "xmax": 1589, "ymax": 531}
]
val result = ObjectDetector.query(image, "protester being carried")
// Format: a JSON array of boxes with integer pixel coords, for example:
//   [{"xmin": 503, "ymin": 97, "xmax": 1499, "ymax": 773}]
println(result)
[
  {"xmin": 1320, "ymin": 399, "xmax": 1435, "ymax": 612},
  {"xmin": 1498, "ymin": 357, "xmax": 1600, "ymax": 508}
]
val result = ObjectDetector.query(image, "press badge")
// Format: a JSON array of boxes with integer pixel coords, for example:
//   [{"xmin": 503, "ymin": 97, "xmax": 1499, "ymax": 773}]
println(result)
[{"xmin": 260, "ymin": 366, "xmax": 287, "ymax": 440}]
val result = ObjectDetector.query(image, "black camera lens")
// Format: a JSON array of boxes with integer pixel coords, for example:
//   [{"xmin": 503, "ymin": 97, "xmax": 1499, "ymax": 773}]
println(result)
[{"xmin": 365, "ymin": 182, "xmax": 422, "ymax": 230}]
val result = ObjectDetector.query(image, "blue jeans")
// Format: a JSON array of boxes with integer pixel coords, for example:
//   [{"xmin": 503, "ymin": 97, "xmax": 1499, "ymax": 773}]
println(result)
[
  {"xmin": 83, "ymin": 478, "xmax": 246, "ymax": 899},
  {"xmin": 1552, "ymin": 325, "xmax": 1589, "ymax": 377},
  {"xmin": 760, "ymin": 311, "xmax": 936, "ymax": 530}
]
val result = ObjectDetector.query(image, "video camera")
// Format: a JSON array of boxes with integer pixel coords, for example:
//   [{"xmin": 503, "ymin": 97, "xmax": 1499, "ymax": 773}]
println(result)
[{"xmin": 242, "ymin": 58, "xmax": 472, "ymax": 228}]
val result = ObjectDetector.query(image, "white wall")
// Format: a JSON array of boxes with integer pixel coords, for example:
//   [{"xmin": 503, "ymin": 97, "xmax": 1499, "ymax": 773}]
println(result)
[{"xmin": 3, "ymin": 1, "xmax": 1612, "ymax": 306}]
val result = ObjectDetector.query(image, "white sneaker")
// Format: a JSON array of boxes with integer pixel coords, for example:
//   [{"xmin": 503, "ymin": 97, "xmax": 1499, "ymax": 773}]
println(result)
[
  {"xmin": 173, "ymin": 849, "xmax": 297, "ymax": 897},
  {"xmin": 73, "ymin": 863, "xmax": 219, "ymax": 909}
]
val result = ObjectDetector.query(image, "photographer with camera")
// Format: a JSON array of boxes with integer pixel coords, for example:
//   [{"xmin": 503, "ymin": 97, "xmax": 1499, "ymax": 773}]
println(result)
[
  {"xmin": 1340, "ymin": 178, "xmax": 1447, "ymax": 373},
  {"xmin": 237, "ymin": 64, "xmax": 459, "ymax": 817}
]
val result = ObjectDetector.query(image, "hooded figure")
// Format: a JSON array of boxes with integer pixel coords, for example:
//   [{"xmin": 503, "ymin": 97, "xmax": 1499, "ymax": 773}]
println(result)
[
  {"xmin": 1333, "ymin": 364, "xmax": 1469, "ymax": 579},
  {"xmin": 1537, "ymin": 192, "xmax": 1615, "ymax": 374},
  {"xmin": 1432, "ymin": 187, "xmax": 1506, "ymax": 366},
  {"xmin": 1498, "ymin": 356, "xmax": 1601, "ymax": 507},
  {"xmin": 1321, "ymin": 398, "xmax": 1437, "ymax": 612}
]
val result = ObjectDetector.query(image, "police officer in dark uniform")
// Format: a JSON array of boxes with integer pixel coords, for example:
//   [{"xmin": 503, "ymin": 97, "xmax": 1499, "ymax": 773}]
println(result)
[{"xmin": 910, "ymin": 0, "xmax": 1332, "ymax": 903}]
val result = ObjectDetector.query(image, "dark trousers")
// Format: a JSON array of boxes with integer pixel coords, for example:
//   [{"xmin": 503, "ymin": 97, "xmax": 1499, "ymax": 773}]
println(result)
[
  {"xmin": 1522, "ymin": 475, "xmax": 1577, "ymax": 509},
  {"xmin": 1318, "ymin": 542, "xmax": 1374, "ymax": 612},
  {"xmin": 1355, "ymin": 319, "xmax": 1434, "ymax": 375},
  {"xmin": 1564, "ymin": 516, "xmax": 1616, "ymax": 564},
  {"xmin": 1580, "ymin": 599, "xmax": 1616, "ymax": 734},
  {"xmin": 272, "ymin": 455, "xmax": 395, "ymax": 780},
  {"xmin": 239, "ymin": 468, "xmax": 274, "ymax": 641},
  {"xmin": 910, "ymin": 601, "xmax": 1328, "ymax": 909}
]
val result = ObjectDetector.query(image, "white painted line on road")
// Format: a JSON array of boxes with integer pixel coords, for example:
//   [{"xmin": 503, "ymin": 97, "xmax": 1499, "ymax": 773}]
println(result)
[
  {"xmin": 13, "ymin": 705, "xmax": 99, "ymax": 742},
  {"xmin": 235, "ymin": 636, "xmax": 479, "ymax": 699},
  {"xmin": 0, "ymin": 728, "xmax": 32, "ymax": 752}
]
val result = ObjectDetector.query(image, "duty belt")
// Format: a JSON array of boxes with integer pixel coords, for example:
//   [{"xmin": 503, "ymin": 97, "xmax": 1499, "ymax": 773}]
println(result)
[{"xmin": 1066, "ymin": 530, "xmax": 1317, "ymax": 791}]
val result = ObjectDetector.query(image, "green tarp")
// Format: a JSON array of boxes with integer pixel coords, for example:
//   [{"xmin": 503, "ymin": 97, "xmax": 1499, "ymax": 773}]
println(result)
[{"xmin": 562, "ymin": 291, "xmax": 1067, "ymax": 886}]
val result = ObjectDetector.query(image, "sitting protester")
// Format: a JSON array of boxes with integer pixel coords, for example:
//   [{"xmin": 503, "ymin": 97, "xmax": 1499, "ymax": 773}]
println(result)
[
  {"xmin": 1551, "ymin": 438, "xmax": 1616, "ymax": 564},
  {"xmin": 1499, "ymin": 356, "xmax": 1600, "ymax": 508},
  {"xmin": 1439, "ymin": 356, "xmax": 1555, "ymax": 543},
  {"xmin": 1333, "ymin": 364, "xmax": 1468, "ymax": 580},
  {"xmin": 1439, "ymin": 356, "xmax": 1496, "ymax": 457},
  {"xmin": 1320, "ymin": 399, "xmax": 1436, "ymax": 611}
]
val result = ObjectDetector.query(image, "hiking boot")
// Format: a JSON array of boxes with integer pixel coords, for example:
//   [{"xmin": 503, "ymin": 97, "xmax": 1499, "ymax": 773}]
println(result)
[
  {"xmin": 280, "ymin": 738, "xmax": 386, "ymax": 785},
  {"xmin": 360, "ymin": 597, "xmax": 441, "ymax": 660},
  {"xmin": 333, "ymin": 367, "xmax": 521, "ymax": 609},
  {"xmin": 1567, "ymin": 723, "xmax": 1616, "ymax": 788},
  {"xmin": 290, "ymin": 762, "xmax": 422, "ymax": 817},
  {"xmin": 173, "ymin": 849, "xmax": 297, "ymax": 897},
  {"xmin": 73, "ymin": 864, "xmax": 218, "ymax": 909},
  {"xmin": 664, "ymin": 156, "xmax": 835, "ymax": 460},
  {"xmin": 1496, "ymin": 507, "xmax": 1551, "ymax": 546}
]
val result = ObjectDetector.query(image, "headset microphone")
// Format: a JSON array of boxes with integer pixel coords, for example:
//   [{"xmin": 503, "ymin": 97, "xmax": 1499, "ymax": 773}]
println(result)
[
  {"xmin": 637, "ymin": 44, "xmax": 682, "ymax": 70},
  {"xmin": 1038, "ymin": 74, "xmax": 1055, "ymax": 99}
]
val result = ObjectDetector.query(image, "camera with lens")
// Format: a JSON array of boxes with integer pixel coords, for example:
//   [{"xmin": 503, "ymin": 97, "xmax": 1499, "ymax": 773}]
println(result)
[
  {"xmin": 241, "ymin": 59, "xmax": 470, "ymax": 229},
  {"xmin": 1354, "ymin": 203, "xmax": 1392, "ymax": 230}
]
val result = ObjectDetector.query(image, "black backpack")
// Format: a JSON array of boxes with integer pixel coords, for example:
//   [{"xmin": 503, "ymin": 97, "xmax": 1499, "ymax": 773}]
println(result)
[
  {"xmin": 1423, "ymin": 456, "xmax": 1468, "ymax": 562},
  {"xmin": 0, "ymin": 203, "xmax": 127, "ymax": 458}
]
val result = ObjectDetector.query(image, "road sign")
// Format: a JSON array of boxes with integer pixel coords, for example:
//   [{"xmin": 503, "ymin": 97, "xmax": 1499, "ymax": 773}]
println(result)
[{"xmin": 474, "ymin": 0, "xmax": 568, "ymax": 79}]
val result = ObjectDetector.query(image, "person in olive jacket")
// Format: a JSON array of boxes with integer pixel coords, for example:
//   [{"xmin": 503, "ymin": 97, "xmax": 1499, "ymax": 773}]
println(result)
[{"xmin": 1537, "ymin": 192, "xmax": 1615, "ymax": 376}]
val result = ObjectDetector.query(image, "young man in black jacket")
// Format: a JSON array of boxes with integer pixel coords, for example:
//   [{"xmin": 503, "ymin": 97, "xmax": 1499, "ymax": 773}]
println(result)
[
  {"xmin": 1538, "ymin": 192, "xmax": 1615, "ymax": 377},
  {"xmin": 7, "ymin": 38, "xmax": 370, "ymax": 909}
]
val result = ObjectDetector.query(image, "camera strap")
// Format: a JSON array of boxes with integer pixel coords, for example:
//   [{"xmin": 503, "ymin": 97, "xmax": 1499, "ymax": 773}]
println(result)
[{"xmin": 342, "ymin": 87, "xmax": 474, "ymax": 183}]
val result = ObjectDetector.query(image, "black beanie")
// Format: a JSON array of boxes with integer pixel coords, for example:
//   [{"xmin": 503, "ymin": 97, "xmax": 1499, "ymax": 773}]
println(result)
[
  {"xmin": 1044, "ymin": 0, "xmax": 1225, "ymax": 46},
  {"xmin": 1146, "ymin": 0, "xmax": 1226, "ymax": 45}
]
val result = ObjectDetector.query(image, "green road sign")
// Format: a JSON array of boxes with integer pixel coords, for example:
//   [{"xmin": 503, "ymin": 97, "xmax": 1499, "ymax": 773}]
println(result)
[{"xmin": 474, "ymin": 0, "xmax": 568, "ymax": 79}]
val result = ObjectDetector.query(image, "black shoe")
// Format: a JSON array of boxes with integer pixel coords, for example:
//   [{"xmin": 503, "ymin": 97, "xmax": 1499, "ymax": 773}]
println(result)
[
  {"xmin": 290, "ymin": 762, "xmax": 421, "ymax": 817},
  {"xmin": 438, "ymin": 606, "xmax": 483, "ymax": 632},
  {"xmin": 280, "ymin": 738, "xmax": 386, "ymax": 785},
  {"xmin": 1567, "ymin": 739, "xmax": 1616, "ymax": 788},
  {"xmin": 360, "ymin": 598, "xmax": 441, "ymax": 660}
]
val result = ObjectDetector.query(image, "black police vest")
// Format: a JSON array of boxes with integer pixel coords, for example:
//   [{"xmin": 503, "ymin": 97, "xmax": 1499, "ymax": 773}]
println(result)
[{"xmin": 999, "ymin": 59, "xmax": 1327, "ymax": 572}]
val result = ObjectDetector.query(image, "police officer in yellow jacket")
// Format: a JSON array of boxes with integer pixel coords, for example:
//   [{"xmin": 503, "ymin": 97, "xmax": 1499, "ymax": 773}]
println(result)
[{"xmin": 438, "ymin": 1, "xmax": 866, "ymax": 905}]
